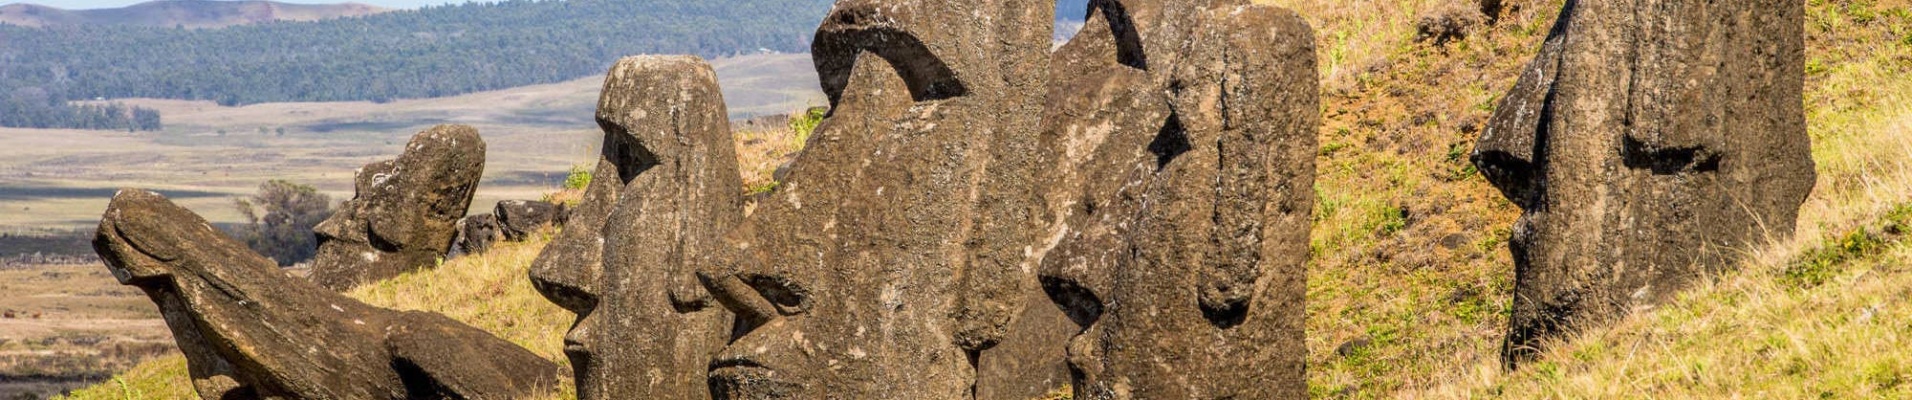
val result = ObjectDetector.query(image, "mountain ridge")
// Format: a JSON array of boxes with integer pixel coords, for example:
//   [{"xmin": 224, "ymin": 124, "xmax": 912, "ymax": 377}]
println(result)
[{"xmin": 0, "ymin": 0, "xmax": 389, "ymax": 29}]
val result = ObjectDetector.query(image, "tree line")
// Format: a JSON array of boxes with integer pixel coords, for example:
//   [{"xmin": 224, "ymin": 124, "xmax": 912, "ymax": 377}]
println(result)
[{"xmin": 0, "ymin": 0, "xmax": 833, "ymax": 130}]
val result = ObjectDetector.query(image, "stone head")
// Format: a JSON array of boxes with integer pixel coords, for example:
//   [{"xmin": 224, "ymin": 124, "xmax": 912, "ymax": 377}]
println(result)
[
  {"xmin": 1470, "ymin": 0, "xmax": 1815, "ymax": 364},
  {"xmin": 529, "ymin": 55, "xmax": 742, "ymax": 399},
  {"xmin": 694, "ymin": 1, "xmax": 1054, "ymax": 398},
  {"xmin": 311, "ymin": 124, "xmax": 485, "ymax": 290}
]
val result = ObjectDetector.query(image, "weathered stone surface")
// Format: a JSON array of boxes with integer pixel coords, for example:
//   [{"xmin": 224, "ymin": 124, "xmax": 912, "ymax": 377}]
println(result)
[
  {"xmin": 1035, "ymin": 1, "xmax": 1318, "ymax": 398},
  {"xmin": 529, "ymin": 56, "xmax": 742, "ymax": 400},
  {"xmin": 311, "ymin": 125, "xmax": 486, "ymax": 291},
  {"xmin": 495, "ymin": 200, "xmax": 565, "ymax": 242},
  {"xmin": 93, "ymin": 189, "xmax": 562, "ymax": 400},
  {"xmin": 695, "ymin": 1, "xmax": 1055, "ymax": 398},
  {"xmin": 451, "ymin": 213, "xmax": 500, "ymax": 257},
  {"xmin": 1472, "ymin": 0, "xmax": 1815, "ymax": 366}
]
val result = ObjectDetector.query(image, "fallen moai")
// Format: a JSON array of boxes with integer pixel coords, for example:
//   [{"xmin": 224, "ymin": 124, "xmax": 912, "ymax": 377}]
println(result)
[
  {"xmin": 450, "ymin": 213, "xmax": 500, "ymax": 257},
  {"xmin": 528, "ymin": 55, "xmax": 743, "ymax": 400},
  {"xmin": 93, "ymin": 189, "xmax": 562, "ymax": 400},
  {"xmin": 311, "ymin": 124, "xmax": 486, "ymax": 291},
  {"xmin": 1472, "ymin": 0, "xmax": 1815, "ymax": 366},
  {"xmin": 495, "ymin": 199, "xmax": 565, "ymax": 242},
  {"xmin": 1033, "ymin": 0, "xmax": 1319, "ymax": 398}
]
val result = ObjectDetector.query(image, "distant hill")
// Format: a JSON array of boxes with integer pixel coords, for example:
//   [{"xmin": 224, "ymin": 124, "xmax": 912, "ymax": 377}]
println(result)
[
  {"xmin": 0, "ymin": 0, "xmax": 833, "ymax": 131},
  {"xmin": 0, "ymin": 0, "xmax": 389, "ymax": 29}
]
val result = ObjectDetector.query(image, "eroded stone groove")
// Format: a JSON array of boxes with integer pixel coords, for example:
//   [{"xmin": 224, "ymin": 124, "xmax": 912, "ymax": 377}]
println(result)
[{"xmin": 1473, "ymin": 0, "xmax": 1815, "ymax": 367}]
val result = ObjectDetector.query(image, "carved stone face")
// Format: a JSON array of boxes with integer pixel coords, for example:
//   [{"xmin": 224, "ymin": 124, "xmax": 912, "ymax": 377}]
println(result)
[
  {"xmin": 310, "ymin": 125, "xmax": 485, "ymax": 291},
  {"xmin": 1470, "ymin": 0, "xmax": 1815, "ymax": 365},
  {"xmin": 528, "ymin": 56, "xmax": 741, "ymax": 400},
  {"xmin": 696, "ymin": 1, "xmax": 1053, "ymax": 398},
  {"xmin": 1033, "ymin": 1, "xmax": 1318, "ymax": 398}
]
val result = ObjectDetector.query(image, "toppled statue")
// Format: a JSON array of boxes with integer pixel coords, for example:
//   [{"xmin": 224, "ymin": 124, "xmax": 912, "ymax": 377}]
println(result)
[
  {"xmin": 1035, "ymin": 0, "xmax": 1318, "ymax": 398},
  {"xmin": 694, "ymin": 0, "xmax": 1055, "ymax": 398},
  {"xmin": 311, "ymin": 125, "xmax": 487, "ymax": 291},
  {"xmin": 1472, "ymin": 0, "xmax": 1815, "ymax": 366},
  {"xmin": 450, "ymin": 213, "xmax": 501, "ymax": 257},
  {"xmin": 495, "ymin": 200, "xmax": 565, "ymax": 242},
  {"xmin": 529, "ymin": 56, "xmax": 742, "ymax": 399},
  {"xmin": 93, "ymin": 189, "xmax": 563, "ymax": 400}
]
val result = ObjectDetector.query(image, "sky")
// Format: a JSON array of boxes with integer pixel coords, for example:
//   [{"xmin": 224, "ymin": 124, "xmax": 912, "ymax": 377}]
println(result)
[{"xmin": 4, "ymin": 0, "xmax": 476, "ymax": 9}]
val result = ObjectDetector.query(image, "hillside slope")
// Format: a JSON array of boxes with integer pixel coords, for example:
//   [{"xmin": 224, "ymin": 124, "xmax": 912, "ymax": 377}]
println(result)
[
  {"xmin": 55, "ymin": 0, "xmax": 1912, "ymax": 399},
  {"xmin": 0, "ymin": 1, "xmax": 389, "ymax": 29}
]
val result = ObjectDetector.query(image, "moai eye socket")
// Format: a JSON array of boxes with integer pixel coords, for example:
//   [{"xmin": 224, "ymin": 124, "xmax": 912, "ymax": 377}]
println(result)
[
  {"xmin": 1621, "ymin": 136, "xmax": 1722, "ymax": 176},
  {"xmin": 1089, "ymin": 0, "xmax": 1148, "ymax": 70},
  {"xmin": 812, "ymin": 3, "xmax": 969, "ymax": 105},
  {"xmin": 596, "ymin": 126, "xmax": 659, "ymax": 186}
]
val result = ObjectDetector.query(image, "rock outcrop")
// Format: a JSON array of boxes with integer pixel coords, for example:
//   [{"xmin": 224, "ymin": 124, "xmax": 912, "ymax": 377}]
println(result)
[
  {"xmin": 1034, "ymin": 1, "xmax": 1318, "ymax": 398},
  {"xmin": 93, "ymin": 189, "xmax": 562, "ymax": 400},
  {"xmin": 450, "ymin": 213, "xmax": 500, "ymax": 257},
  {"xmin": 495, "ymin": 200, "xmax": 565, "ymax": 242},
  {"xmin": 694, "ymin": 1, "xmax": 1055, "ymax": 398},
  {"xmin": 529, "ymin": 56, "xmax": 742, "ymax": 400},
  {"xmin": 1472, "ymin": 0, "xmax": 1815, "ymax": 366},
  {"xmin": 311, "ymin": 125, "xmax": 486, "ymax": 291}
]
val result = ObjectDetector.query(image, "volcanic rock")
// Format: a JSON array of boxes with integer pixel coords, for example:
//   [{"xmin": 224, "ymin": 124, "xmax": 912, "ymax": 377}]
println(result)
[
  {"xmin": 450, "ymin": 213, "xmax": 500, "ymax": 257},
  {"xmin": 695, "ymin": 1, "xmax": 1056, "ymax": 398},
  {"xmin": 1034, "ymin": 1, "xmax": 1318, "ymax": 398},
  {"xmin": 310, "ymin": 125, "xmax": 485, "ymax": 291},
  {"xmin": 92, "ymin": 189, "xmax": 561, "ymax": 400},
  {"xmin": 1472, "ymin": 0, "xmax": 1815, "ymax": 366},
  {"xmin": 495, "ymin": 200, "xmax": 565, "ymax": 242},
  {"xmin": 528, "ymin": 56, "xmax": 742, "ymax": 400}
]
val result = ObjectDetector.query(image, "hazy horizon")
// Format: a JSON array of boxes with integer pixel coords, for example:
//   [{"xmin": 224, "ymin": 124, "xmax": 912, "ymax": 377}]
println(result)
[{"xmin": 3, "ymin": 0, "xmax": 476, "ymax": 10}]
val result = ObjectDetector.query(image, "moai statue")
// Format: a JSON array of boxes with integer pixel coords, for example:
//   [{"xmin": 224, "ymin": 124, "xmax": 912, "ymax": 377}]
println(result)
[
  {"xmin": 528, "ymin": 56, "xmax": 743, "ymax": 399},
  {"xmin": 94, "ymin": 189, "xmax": 561, "ymax": 400},
  {"xmin": 694, "ymin": 0, "xmax": 1056, "ymax": 398},
  {"xmin": 1036, "ymin": 0, "xmax": 1319, "ymax": 398},
  {"xmin": 1472, "ymin": 0, "xmax": 1815, "ymax": 366},
  {"xmin": 311, "ymin": 125, "xmax": 485, "ymax": 291}
]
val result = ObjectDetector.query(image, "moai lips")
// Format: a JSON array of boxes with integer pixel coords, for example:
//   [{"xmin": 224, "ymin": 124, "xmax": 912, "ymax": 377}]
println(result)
[
  {"xmin": 695, "ymin": 0, "xmax": 1055, "ymax": 398},
  {"xmin": 528, "ymin": 56, "xmax": 743, "ymax": 400},
  {"xmin": 1035, "ymin": 0, "xmax": 1318, "ymax": 398},
  {"xmin": 311, "ymin": 124, "xmax": 486, "ymax": 291},
  {"xmin": 93, "ymin": 189, "xmax": 562, "ymax": 400},
  {"xmin": 1472, "ymin": 0, "xmax": 1816, "ymax": 366}
]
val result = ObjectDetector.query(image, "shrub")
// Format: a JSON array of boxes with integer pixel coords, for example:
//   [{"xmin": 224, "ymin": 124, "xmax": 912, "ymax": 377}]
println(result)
[{"xmin": 232, "ymin": 180, "xmax": 333, "ymax": 266}]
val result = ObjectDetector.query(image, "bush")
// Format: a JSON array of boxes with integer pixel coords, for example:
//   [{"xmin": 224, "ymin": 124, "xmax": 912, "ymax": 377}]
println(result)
[
  {"xmin": 232, "ymin": 180, "xmax": 333, "ymax": 266},
  {"xmin": 788, "ymin": 106, "xmax": 828, "ymax": 145},
  {"xmin": 562, "ymin": 164, "xmax": 594, "ymax": 191}
]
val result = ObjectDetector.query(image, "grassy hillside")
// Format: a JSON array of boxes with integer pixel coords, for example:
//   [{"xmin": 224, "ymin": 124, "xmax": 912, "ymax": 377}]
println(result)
[
  {"xmin": 1260, "ymin": 0, "xmax": 1912, "ymax": 397},
  {"xmin": 60, "ymin": 0, "xmax": 1912, "ymax": 399}
]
